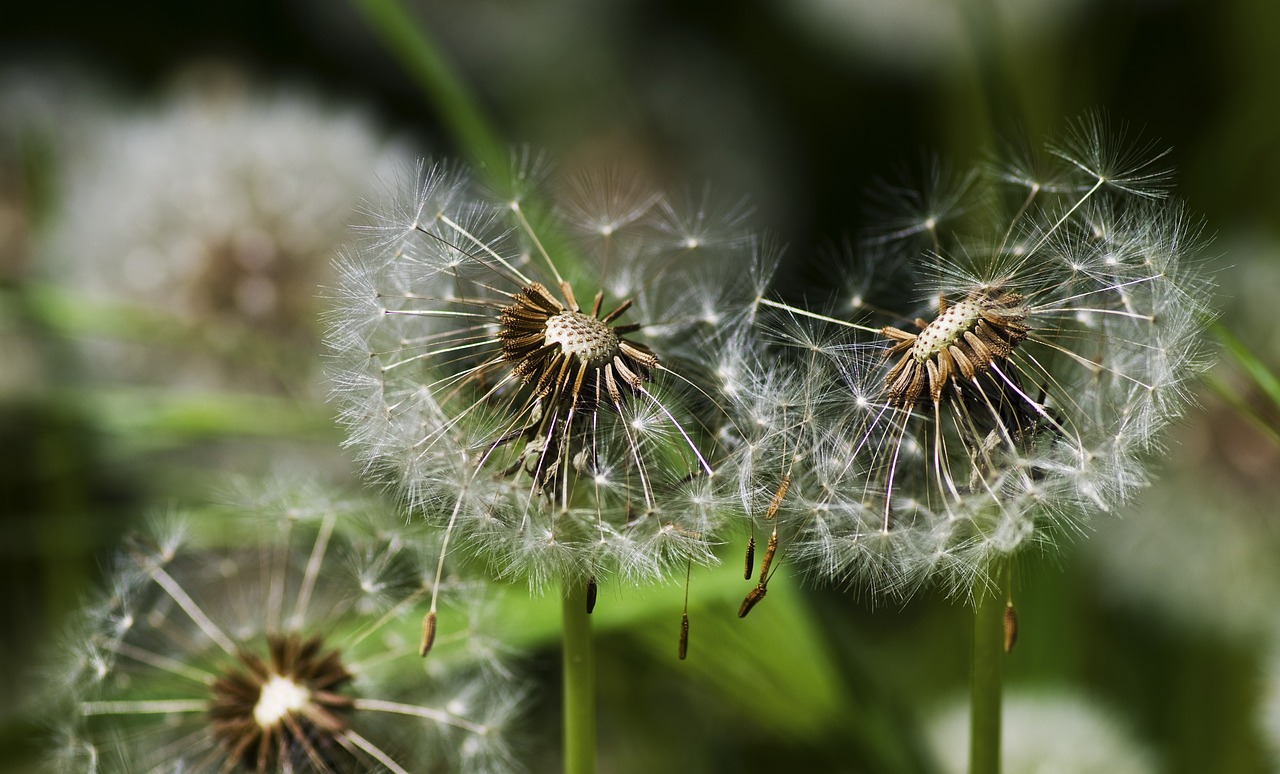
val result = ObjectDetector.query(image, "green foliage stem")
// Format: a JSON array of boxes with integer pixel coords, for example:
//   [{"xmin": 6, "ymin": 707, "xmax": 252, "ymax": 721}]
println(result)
[{"xmin": 349, "ymin": 0, "xmax": 508, "ymax": 181}]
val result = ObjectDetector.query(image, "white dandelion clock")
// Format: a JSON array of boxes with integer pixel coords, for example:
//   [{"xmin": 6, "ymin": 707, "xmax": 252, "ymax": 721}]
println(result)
[
  {"xmin": 327, "ymin": 159, "xmax": 759, "ymax": 608},
  {"xmin": 761, "ymin": 114, "xmax": 1212, "ymax": 598},
  {"xmin": 46, "ymin": 485, "xmax": 524, "ymax": 773},
  {"xmin": 43, "ymin": 70, "xmax": 411, "ymax": 392}
]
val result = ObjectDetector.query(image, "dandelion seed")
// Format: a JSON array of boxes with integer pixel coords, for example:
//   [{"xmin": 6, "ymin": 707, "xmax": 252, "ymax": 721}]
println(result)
[
  {"xmin": 677, "ymin": 560, "xmax": 694, "ymax": 661},
  {"xmin": 328, "ymin": 159, "xmax": 759, "ymax": 603},
  {"xmin": 45, "ymin": 484, "xmax": 523, "ymax": 773},
  {"xmin": 1003, "ymin": 601, "xmax": 1019, "ymax": 653},
  {"xmin": 585, "ymin": 576, "xmax": 598, "ymax": 615},
  {"xmin": 755, "ymin": 113, "xmax": 1211, "ymax": 599},
  {"xmin": 678, "ymin": 612, "xmax": 690, "ymax": 661},
  {"xmin": 419, "ymin": 610, "xmax": 438, "ymax": 658},
  {"xmin": 720, "ymin": 315, "xmax": 844, "ymax": 600},
  {"xmin": 737, "ymin": 583, "xmax": 768, "ymax": 619}
]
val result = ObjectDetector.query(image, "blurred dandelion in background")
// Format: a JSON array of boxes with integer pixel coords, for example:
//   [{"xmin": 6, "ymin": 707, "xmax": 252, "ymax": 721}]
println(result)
[
  {"xmin": 37, "ymin": 66, "xmax": 413, "ymax": 394},
  {"xmin": 750, "ymin": 114, "xmax": 1212, "ymax": 600},
  {"xmin": 0, "ymin": 64, "xmax": 107, "ymax": 397},
  {"xmin": 1091, "ymin": 239, "xmax": 1280, "ymax": 642},
  {"xmin": 772, "ymin": 0, "xmax": 1131, "ymax": 74},
  {"xmin": 0, "ymin": 63, "xmax": 104, "ymax": 282},
  {"xmin": 1264, "ymin": 642, "xmax": 1280, "ymax": 767},
  {"xmin": 327, "ymin": 157, "xmax": 762, "ymax": 603},
  {"xmin": 926, "ymin": 689, "xmax": 1156, "ymax": 774},
  {"xmin": 45, "ymin": 480, "xmax": 524, "ymax": 773}
]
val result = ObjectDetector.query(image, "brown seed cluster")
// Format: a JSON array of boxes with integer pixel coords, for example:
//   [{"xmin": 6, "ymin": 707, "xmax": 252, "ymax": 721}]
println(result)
[
  {"xmin": 881, "ymin": 289, "xmax": 1030, "ymax": 407},
  {"xmin": 209, "ymin": 633, "xmax": 353, "ymax": 772},
  {"xmin": 499, "ymin": 281, "xmax": 657, "ymax": 410},
  {"xmin": 495, "ymin": 281, "xmax": 659, "ymax": 495}
]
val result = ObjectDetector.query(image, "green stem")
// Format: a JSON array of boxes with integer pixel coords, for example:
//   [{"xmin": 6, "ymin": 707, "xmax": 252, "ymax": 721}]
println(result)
[
  {"xmin": 562, "ymin": 582, "xmax": 596, "ymax": 774},
  {"xmin": 969, "ymin": 567, "xmax": 1008, "ymax": 774},
  {"xmin": 349, "ymin": 0, "xmax": 508, "ymax": 179}
]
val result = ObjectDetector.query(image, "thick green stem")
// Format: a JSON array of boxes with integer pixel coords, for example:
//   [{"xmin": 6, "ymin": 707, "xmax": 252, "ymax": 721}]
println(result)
[
  {"xmin": 969, "ymin": 569, "xmax": 1008, "ymax": 774},
  {"xmin": 562, "ymin": 583, "xmax": 596, "ymax": 774}
]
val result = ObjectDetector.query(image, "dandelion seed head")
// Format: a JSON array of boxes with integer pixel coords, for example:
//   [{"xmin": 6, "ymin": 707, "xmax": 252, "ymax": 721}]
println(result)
[
  {"xmin": 329, "ymin": 158, "xmax": 761, "ymax": 592},
  {"xmin": 753, "ymin": 114, "xmax": 1211, "ymax": 600},
  {"xmin": 45, "ymin": 483, "xmax": 524, "ymax": 773}
]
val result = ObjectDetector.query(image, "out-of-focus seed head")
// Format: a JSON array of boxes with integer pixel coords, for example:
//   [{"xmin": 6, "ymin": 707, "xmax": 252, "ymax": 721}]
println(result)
[
  {"xmin": 43, "ymin": 68, "xmax": 411, "ymax": 393},
  {"xmin": 45, "ymin": 481, "xmax": 524, "ymax": 773},
  {"xmin": 927, "ymin": 690, "xmax": 1156, "ymax": 774}
]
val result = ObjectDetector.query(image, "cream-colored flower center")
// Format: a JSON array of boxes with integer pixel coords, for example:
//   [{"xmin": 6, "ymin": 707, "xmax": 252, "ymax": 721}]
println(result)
[
  {"xmin": 544, "ymin": 311, "xmax": 620, "ymax": 366},
  {"xmin": 911, "ymin": 299, "xmax": 984, "ymax": 363},
  {"xmin": 253, "ymin": 674, "xmax": 311, "ymax": 727}
]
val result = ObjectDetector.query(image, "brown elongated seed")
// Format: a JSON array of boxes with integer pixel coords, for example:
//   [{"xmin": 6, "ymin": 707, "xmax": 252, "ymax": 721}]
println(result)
[
  {"xmin": 586, "ymin": 576, "xmax": 598, "ymax": 615},
  {"xmin": 950, "ymin": 345, "xmax": 975, "ymax": 379},
  {"xmin": 559, "ymin": 279, "xmax": 579, "ymax": 312},
  {"xmin": 1003, "ymin": 601, "xmax": 1019, "ymax": 654},
  {"xmin": 964, "ymin": 330, "xmax": 992, "ymax": 362},
  {"xmin": 737, "ymin": 583, "xmax": 767, "ymax": 618},
  {"xmin": 756, "ymin": 531, "xmax": 778, "ymax": 585},
  {"xmin": 678, "ymin": 613, "xmax": 690, "ymax": 660},
  {"xmin": 765, "ymin": 472, "xmax": 792, "ymax": 521},
  {"xmin": 744, "ymin": 535, "xmax": 756, "ymax": 580},
  {"xmin": 419, "ymin": 611, "xmax": 438, "ymax": 658}
]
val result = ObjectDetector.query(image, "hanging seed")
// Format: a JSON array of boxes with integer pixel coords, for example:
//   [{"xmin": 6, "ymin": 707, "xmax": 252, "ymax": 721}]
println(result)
[
  {"xmin": 678, "ymin": 612, "xmax": 690, "ymax": 660},
  {"xmin": 419, "ymin": 611, "xmax": 438, "ymax": 658},
  {"xmin": 737, "ymin": 584, "xmax": 768, "ymax": 618},
  {"xmin": 1003, "ymin": 601, "xmax": 1019, "ymax": 654},
  {"xmin": 586, "ymin": 576, "xmax": 598, "ymax": 615},
  {"xmin": 757, "ymin": 531, "xmax": 778, "ymax": 585},
  {"xmin": 765, "ymin": 472, "xmax": 792, "ymax": 520},
  {"xmin": 744, "ymin": 535, "xmax": 756, "ymax": 581}
]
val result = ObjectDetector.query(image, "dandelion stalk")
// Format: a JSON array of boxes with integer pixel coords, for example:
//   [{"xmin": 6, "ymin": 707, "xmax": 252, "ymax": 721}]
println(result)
[
  {"xmin": 1210, "ymin": 322, "xmax": 1280, "ymax": 447},
  {"xmin": 969, "ymin": 562, "xmax": 1009, "ymax": 774},
  {"xmin": 330, "ymin": 159, "xmax": 753, "ymax": 773},
  {"xmin": 334, "ymin": 7, "xmax": 635, "ymax": 771},
  {"xmin": 562, "ymin": 583, "xmax": 597, "ymax": 774}
]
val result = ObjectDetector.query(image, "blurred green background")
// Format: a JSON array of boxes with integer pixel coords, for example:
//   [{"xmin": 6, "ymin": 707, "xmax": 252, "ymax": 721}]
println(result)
[{"xmin": 4, "ymin": 0, "xmax": 1280, "ymax": 771}]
